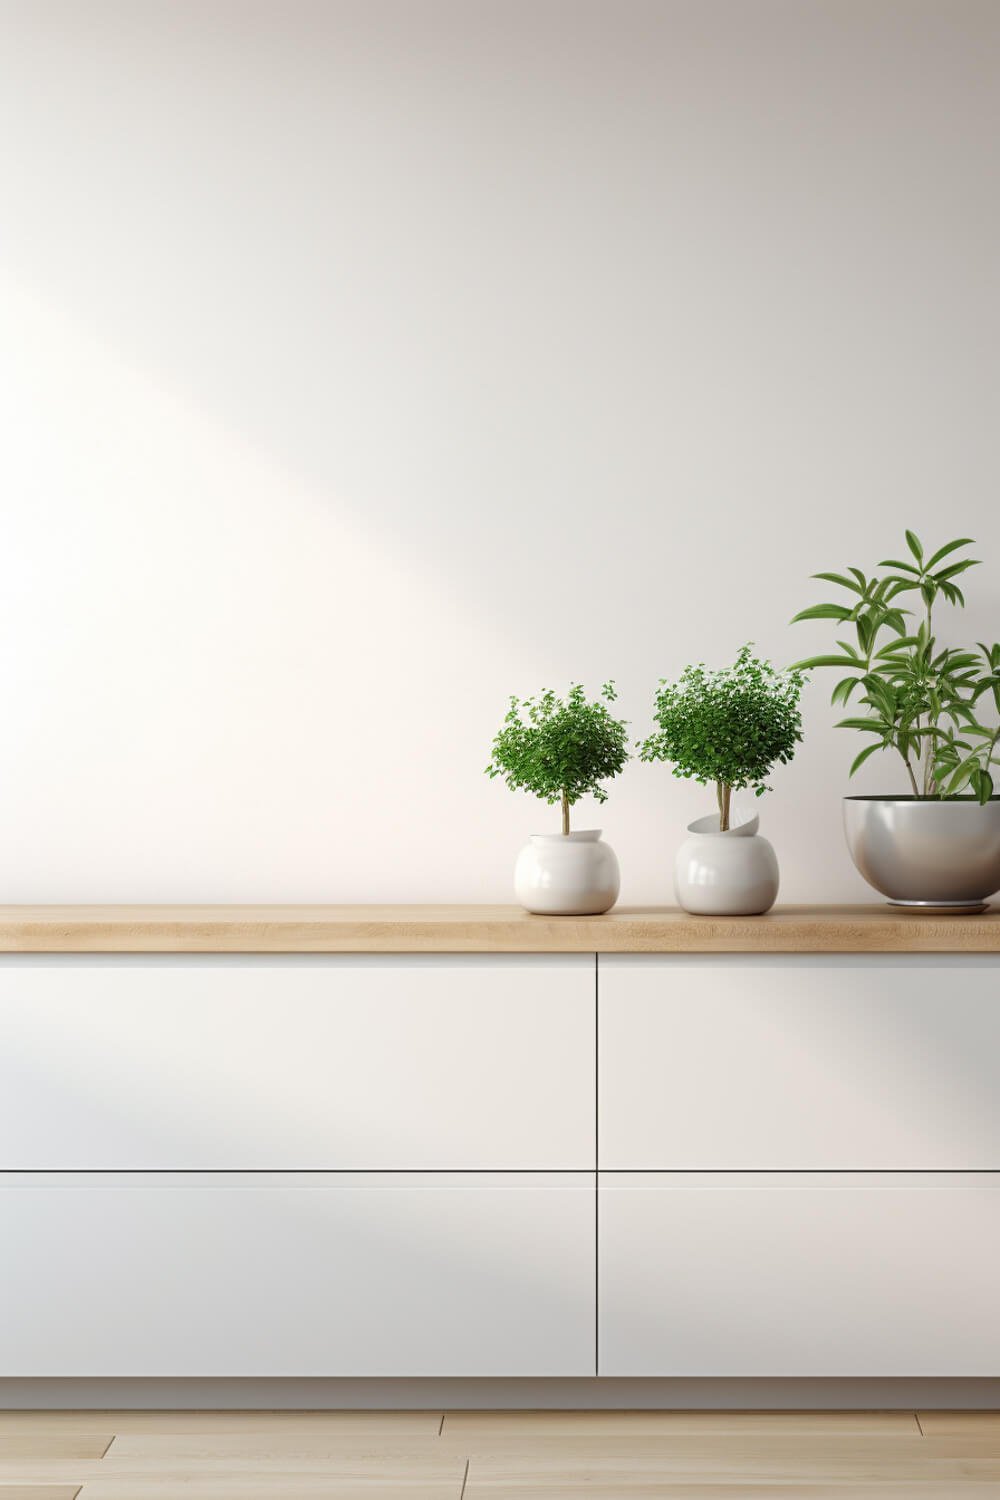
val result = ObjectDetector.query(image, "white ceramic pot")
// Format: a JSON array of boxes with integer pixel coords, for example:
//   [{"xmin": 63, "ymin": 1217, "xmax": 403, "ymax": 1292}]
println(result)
[
  {"xmin": 674, "ymin": 811, "xmax": 779, "ymax": 915},
  {"xmin": 514, "ymin": 829, "xmax": 620, "ymax": 915}
]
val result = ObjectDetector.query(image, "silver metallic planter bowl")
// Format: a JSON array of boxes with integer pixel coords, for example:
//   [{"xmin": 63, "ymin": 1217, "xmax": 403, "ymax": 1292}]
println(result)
[{"xmin": 843, "ymin": 796, "xmax": 1000, "ymax": 912}]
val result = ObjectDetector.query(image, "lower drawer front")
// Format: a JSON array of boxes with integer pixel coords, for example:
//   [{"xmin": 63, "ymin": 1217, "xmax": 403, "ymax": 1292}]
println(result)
[
  {"xmin": 600, "ymin": 1172, "xmax": 1000, "ymax": 1376},
  {"xmin": 0, "ymin": 1173, "xmax": 594, "ymax": 1376}
]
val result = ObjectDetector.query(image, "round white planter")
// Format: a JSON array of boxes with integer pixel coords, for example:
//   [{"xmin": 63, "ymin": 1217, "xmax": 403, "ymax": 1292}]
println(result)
[
  {"xmin": 843, "ymin": 795, "xmax": 1000, "ymax": 911},
  {"xmin": 674, "ymin": 812, "xmax": 779, "ymax": 916},
  {"xmin": 514, "ymin": 830, "xmax": 620, "ymax": 915}
]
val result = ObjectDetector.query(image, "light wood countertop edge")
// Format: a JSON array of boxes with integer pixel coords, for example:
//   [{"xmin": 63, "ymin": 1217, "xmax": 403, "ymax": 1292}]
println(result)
[{"xmin": 0, "ymin": 904, "xmax": 996, "ymax": 952}]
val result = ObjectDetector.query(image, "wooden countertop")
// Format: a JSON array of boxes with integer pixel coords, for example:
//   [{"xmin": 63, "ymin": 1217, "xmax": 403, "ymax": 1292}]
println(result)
[{"xmin": 0, "ymin": 904, "xmax": 996, "ymax": 953}]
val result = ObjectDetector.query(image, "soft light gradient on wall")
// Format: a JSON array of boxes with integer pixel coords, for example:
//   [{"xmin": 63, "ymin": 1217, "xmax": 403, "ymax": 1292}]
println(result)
[{"xmin": 0, "ymin": 0, "xmax": 997, "ymax": 902}]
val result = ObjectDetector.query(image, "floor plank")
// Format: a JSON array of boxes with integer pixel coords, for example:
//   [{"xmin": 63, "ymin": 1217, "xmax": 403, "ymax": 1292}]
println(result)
[
  {"xmin": 0, "ymin": 1490, "xmax": 81, "ymax": 1500},
  {"xmin": 107, "ymin": 1433, "xmax": 448, "ymax": 1460},
  {"xmin": 0, "ymin": 1411, "xmax": 441, "ymax": 1436},
  {"xmin": 444, "ymin": 1410, "xmax": 919, "ymax": 1437},
  {"xmin": 0, "ymin": 1456, "xmax": 468, "ymax": 1485},
  {"xmin": 0, "ymin": 1435, "xmax": 110, "ymax": 1459},
  {"xmin": 455, "ymin": 1434, "xmax": 1000, "ymax": 1485},
  {"xmin": 80, "ymin": 1485, "xmax": 458, "ymax": 1499},
  {"xmin": 918, "ymin": 1412, "xmax": 1000, "ymax": 1437},
  {"xmin": 463, "ymin": 1488, "xmax": 1000, "ymax": 1500}
]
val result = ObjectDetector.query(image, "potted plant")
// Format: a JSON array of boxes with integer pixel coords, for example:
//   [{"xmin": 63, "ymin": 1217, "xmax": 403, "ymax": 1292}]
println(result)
[
  {"xmin": 486, "ymin": 682, "xmax": 628, "ymax": 914},
  {"xmin": 639, "ymin": 645, "xmax": 805, "ymax": 914},
  {"xmin": 792, "ymin": 530, "xmax": 1000, "ymax": 910}
]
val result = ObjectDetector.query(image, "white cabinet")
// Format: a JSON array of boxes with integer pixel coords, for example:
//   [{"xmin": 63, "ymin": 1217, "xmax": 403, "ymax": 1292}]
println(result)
[
  {"xmin": 599, "ymin": 1172, "xmax": 1000, "ymax": 1376},
  {"xmin": 4, "ymin": 940, "xmax": 999, "ymax": 1383},
  {"xmin": 0, "ymin": 956, "xmax": 594, "ymax": 1169},
  {"xmin": 599, "ymin": 955, "xmax": 1000, "ymax": 1169},
  {"xmin": 0, "ymin": 1172, "xmax": 595, "ymax": 1376}
]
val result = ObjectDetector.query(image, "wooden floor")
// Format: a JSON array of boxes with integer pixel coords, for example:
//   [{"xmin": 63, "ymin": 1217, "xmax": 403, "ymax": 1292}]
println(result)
[{"xmin": 1, "ymin": 1410, "xmax": 999, "ymax": 1497}]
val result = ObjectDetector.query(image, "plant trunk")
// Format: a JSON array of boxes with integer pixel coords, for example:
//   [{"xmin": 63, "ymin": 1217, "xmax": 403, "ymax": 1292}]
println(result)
[
  {"xmin": 561, "ymin": 790, "xmax": 570, "ymax": 836},
  {"xmin": 717, "ymin": 782, "xmax": 731, "ymax": 833}
]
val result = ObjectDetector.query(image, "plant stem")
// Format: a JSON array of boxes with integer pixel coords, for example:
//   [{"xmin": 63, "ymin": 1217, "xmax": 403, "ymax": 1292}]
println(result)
[
  {"xmin": 923, "ymin": 594, "xmax": 937, "ymax": 797},
  {"xmin": 717, "ymin": 781, "xmax": 731, "ymax": 833},
  {"xmin": 984, "ymin": 729, "xmax": 1000, "ymax": 790},
  {"xmin": 561, "ymin": 790, "xmax": 570, "ymax": 836},
  {"xmin": 902, "ymin": 753, "xmax": 919, "ymax": 798}
]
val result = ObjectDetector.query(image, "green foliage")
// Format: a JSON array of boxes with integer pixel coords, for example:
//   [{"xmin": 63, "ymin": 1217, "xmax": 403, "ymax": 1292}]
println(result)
[
  {"xmin": 791, "ymin": 531, "xmax": 1000, "ymax": 803},
  {"xmin": 638, "ymin": 646, "xmax": 805, "ymax": 830},
  {"xmin": 486, "ymin": 682, "xmax": 629, "ymax": 833}
]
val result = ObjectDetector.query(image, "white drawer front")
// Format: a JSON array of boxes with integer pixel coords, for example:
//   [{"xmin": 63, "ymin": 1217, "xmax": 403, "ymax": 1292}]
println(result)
[
  {"xmin": 0, "ymin": 956, "xmax": 593, "ymax": 1169},
  {"xmin": 600, "ymin": 1171, "xmax": 1000, "ymax": 1376},
  {"xmin": 599, "ymin": 955, "xmax": 1000, "ymax": 1169},
  {"xmin": 0, "ymin": 1171, "xmax": 594, "ymax": 1376}
]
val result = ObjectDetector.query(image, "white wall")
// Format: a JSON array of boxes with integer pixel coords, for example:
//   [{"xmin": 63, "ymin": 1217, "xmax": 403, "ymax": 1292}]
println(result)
[{"xmin": 0, "ymin": 0, "xmax": 996, "ymax": 903}]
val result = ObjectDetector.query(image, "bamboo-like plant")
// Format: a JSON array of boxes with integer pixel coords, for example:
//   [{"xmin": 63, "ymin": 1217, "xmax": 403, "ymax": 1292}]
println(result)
[
  {"xmin": 486, "ymin": 682, "xmax": 629, "ymax": 834},
  {"xmin": 639, "ymin": 646, "xmax": 805, "ymax": 831},
  {"xmin": 791, "ymin": 531, "xmax": 1000, "ymax": 801}
]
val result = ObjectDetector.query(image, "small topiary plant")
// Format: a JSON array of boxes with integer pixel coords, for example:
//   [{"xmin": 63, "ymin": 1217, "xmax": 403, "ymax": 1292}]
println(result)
[
  {"xmin": 639, "ymin": 645, "xmax": 805, "ymax": 831},
  {"xmin": 486, "ymin": 682, "xmax": 629, "ymax": 834}
]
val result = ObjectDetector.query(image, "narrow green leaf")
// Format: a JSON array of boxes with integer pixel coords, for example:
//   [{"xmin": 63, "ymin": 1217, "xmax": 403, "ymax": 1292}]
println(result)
[
  {"xmin": 884, "ymin": 578, "xmax": 921, "ymax": 598},
  {"xmin": 789, "ymin": 655, "xmax": 867, "ymax": 671},
  {"xmin": 849, "ymin": 742, "xmax": 882, "ymax": 776},
  {"xmin": 831, "ymin": 676, "xmax": 860, "ymax": 706},
  {"xmin": 883, "ymin": 609, "xmax": 911, "ymax": 633},
  {"xmin": 874, "ymin": 635, "xmax": 922, "ymax": 657},
  {"xmin": 790, "ymin": 603, "xmax": 853, "ymax": 623},
  {"xmin": 933, "ymin": 558, "xmax": 980, "ymax": 582},
  {"xmin": 835, "ymin": 717, "xmax": 889, "ymax": 734},
  {"xmin": 925, "ymin": 537, "xmax": 974, "ymax": 569},
  {"xmin": 811, "ymin": 571, "xmax": 864, "ymax": 593},
  {"xmin": 905, "ymin": 529, "xmax": 924, "ymax": 562},
  {"xmin": 971, "ymin": 768, "xmax": 995, "ymax": 804}
]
